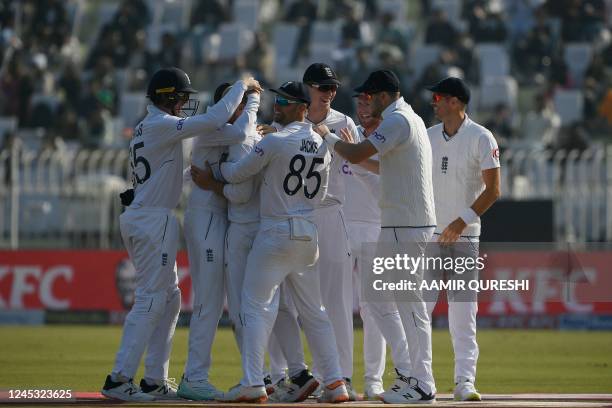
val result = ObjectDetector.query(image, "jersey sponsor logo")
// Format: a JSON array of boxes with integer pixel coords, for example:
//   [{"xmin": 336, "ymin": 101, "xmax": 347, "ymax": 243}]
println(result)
[
  {"xmin": 342, "ymin": 162, "xmax": 352, "ymax": 175},
  {"xmin": 161, "ymin": 253, "xmax": 168, "ymax": 266},
  {"xmin": 206, "ymin": 249, "xmax": 214, "ymax": 262},
  {"xmin": 492, "ymin": 148, "xmax": 500, "ymax": 159},
  {"xmin": 441, "ymin": 156, "xmax": 448, "ymax": 174},
  {"xmin": 299, "ymin": 139, "xmax": 319, "ymax": 153},
  {"xmin": 176, "ymin": 118, "xmax": 185, "ymax": 130},
  {"xmin": 254, "ymin": 145, "xmax": 264, "ymax": 156},
  {"xmin": 373, "ymin": 131, "xmax": 386, "ymax": 143},
  {"xmin": 134, "ymin": 123, "xmax": 143, "ymax": 138}
]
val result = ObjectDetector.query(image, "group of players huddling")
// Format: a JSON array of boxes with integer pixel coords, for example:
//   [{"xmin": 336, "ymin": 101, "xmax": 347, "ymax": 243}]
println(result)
[{"xmin": 101, "ymin": 62, "xmax": 500, "ymax": 405}]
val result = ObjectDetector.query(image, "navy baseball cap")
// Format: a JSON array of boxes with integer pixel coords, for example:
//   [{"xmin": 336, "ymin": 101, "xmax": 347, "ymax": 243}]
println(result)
[
  {"xmin": 269, "ymin": 81, "xmax": 311, "ymax": 104},
  {"xmin": 354, "ymin": 70, "xmax": 400, "ymax": 94},
  {"xmin": 427, "ymin": 77, "xmax": 471, "ymax": 104},
  {"xmin": 303, "ymin": 63, "xmax": 341, "ymax": 86}
]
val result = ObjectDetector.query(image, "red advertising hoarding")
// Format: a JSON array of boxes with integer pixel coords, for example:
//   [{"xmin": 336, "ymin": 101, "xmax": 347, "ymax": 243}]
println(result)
[{"xmin": 1, "ymin": 250, "xmax": 611, "ymax": 315}]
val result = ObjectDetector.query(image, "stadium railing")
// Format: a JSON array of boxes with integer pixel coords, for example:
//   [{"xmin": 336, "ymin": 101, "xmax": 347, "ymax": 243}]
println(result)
[{"xmin": 1, "ymin": 143, "xmax": 611, "ymax": 249}]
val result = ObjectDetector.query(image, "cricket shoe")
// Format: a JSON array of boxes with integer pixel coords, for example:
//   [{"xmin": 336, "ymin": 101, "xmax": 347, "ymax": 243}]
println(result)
[
  {"xmin": 454, "ymin": 378, "xmax": 481, "ymax": 401},
  {"xmin": 218, "ymin": 383, "xmax": 268, "ymax": 403},
  {"xmin": 264, "ymin": 374, "xmax": 274, "ymax": 395},
  {"xmin": 344, "ymin": 378, "xmax": 359, "ymax": 401},
  {"xmin": 380, "ymin": 374, "xmax": 435, "ymax": 404},
  {"xmin": 139, "ymin": 378, "xmax": 179, "ymax": 399},
  {"xmin": 176, "ymin": 375, "xmax": 222, "ymax": 400},
  {"xmin": 101, "ymin": 375, "xmax": 155, "ymax": 401},
  {"xmin": 317, "ymin": 380, "xmax": 349, "ymax": 403},
  {"xmin": 364, "ymin": 382, "xmax": 384, "ymax": 401},
  {"xmin": 269, "ymin": 369, "xmax": 319, "ymax": 402}
]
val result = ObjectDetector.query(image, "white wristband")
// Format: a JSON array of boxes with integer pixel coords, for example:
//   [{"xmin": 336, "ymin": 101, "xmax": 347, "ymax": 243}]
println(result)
[
  {"xmin": 459, "ymin": 208, "xmax": 478, "ymax": 225},
  {"xmin": 324, "ymin": 132, "xmax": 341, "ymax": 148}
]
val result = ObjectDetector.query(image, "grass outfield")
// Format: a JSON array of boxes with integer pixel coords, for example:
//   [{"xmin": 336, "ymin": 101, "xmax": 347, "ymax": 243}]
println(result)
[{"xmin": 1, "ymin": 326, "xmax": 611, "ymax": 394}]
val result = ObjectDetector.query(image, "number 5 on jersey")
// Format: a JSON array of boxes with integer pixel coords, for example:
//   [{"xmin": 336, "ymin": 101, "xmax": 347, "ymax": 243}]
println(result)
[
  {"xmin": 283, "ymin": 154, "xmax": 324, "ymax": 199},
  {"xmin": 129, "ymin": 142, "xmax": 151, "ymax": 187}
]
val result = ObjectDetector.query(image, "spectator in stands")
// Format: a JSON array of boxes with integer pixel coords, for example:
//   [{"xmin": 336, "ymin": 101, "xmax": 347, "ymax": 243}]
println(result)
[
  {"xmin": 52, "ymin": 103, "xmax": 82, "ymax": 145},
  {"xmin": 377, "ymin": 12, "xmax": 409, "ymax": 51},
  {"xmin": 189, "ymin": 0, "xmax": 231, "ymax": 65},
  {"xmin": 285, "ymin": 0, "xmax": 318, "ymax": 66},
  {"xmin": 512, "ymin": 8, "xmax": 556, "ymax": 84},
  {"xmin": 239, "ymin": 30, "xmax": 272, "ymax": 83},
  {"xmin": 466, "ymin": 2, "xmax": 507, "ymax": 43},
  {"xmin": 57, "ymin": 62, "xmax": 82, "ymax": 111},
  {"xmin": 557, "ymin": 123, "xmax": 589, "ymax": 152},
  {"xmin": 521, "ymin": 93, "xmax": 561, "ymax": 149},
  {"xmin": 485, "ymin": 104, "xmax": 514, "ymax": 147},
  {"xmin": 0, "ymin": 53, "xmax": 34, "ymax": 126},
  {"xmin": 425, "ymin": 9, "xmax": 458, "ymax": 47},
  {"xmin": 341, "ymin": 5, "xmax": 365, "ymax": 47},
  {"xmin": 144, "ymin": 32, "xmax": 182, "ymax": 77}
]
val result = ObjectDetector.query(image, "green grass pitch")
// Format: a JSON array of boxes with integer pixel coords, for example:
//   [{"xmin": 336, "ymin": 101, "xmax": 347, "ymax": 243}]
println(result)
[{"xmin": 1, "ymin": 326, "xmax": 611, "ymax": 394}]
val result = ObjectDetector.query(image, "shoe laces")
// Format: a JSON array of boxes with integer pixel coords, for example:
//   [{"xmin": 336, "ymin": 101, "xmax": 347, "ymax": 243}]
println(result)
[
  {"xmin": 163, "ymin": 378, "xmax": 178, "ymax": 392},
  {"xmin": 395, "ymin": 368, "xmax": 410, "ymax": 383}
]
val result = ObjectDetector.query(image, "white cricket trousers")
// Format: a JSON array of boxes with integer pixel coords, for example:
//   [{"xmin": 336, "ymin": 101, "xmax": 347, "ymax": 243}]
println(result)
[
  {"xmin": 349, "ymin": 221, "xmax": 411, "ymax": 388},
  {"xmin": 426, "ymin": 236, "xmax": 479, "ymax": 383},
  {"xmin": 314, "ymin": 205, "xmax": 354, "ymax": 379},
  {"xmin": 368, "ymin": 226, "xmax": 436, "ymax": 395},
  {"xmin": 225, "ymin": 221, "xmax": 259, "ymax": 352},
  {"xmin": 183, "ymin": 208, "xmax": 227, "ymax": 381},
  {"xmin": 240, "ymin": 219, "xmax": 342, "ymax": 387},
  {"xmin": 113, "ymin": 208, "xmax": 181, "ymax": 383}
]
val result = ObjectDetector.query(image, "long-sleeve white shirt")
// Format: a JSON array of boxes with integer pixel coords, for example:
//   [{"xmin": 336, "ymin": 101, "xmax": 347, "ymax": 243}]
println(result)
[
  {"xmin": 220, "ymin": 121, "xmax": 331, "ymax": 228},
  {"xmin": 129, "ymin": 80, "xmax": 247, "ymax": 209},
  {"xmin": 223, "ymin": 93, "xmax": 262, "ymax": 224}
]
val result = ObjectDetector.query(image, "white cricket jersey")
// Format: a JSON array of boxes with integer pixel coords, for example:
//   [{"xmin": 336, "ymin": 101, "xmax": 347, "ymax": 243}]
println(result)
[
  {"xmin": 224, "ymin": 93, "xmax": 262, "ymax": 224},
  {"xmin": 220, "ymin": 121, "xmax": 331, "ymax": 228},
  {"xmin": 343, "ymin": 125, "xmax": 381, "ymax": 224},
  {"xmin": 186, "ymin": 90, "xmax": 257, "ymax": 214},
  {"xmin": 368, "ymin": 97, "xmax": 436, "ymax": 228},
  {"xmin": 128, "ymin": 81, "xmax": 247, "ymax": 210},
  {"xmin": 307, "ymin": 109, "xmax": 359, "ymax": 208},
  {"xmin": 428, "ymin": 114, "xmax": 500, "ymax": 236}
]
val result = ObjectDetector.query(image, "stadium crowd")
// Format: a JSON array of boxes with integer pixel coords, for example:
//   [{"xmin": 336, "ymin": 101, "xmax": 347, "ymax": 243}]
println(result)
[{"xmin": 0, "ymin": 0, "xmax": 611, "ymax": 153}]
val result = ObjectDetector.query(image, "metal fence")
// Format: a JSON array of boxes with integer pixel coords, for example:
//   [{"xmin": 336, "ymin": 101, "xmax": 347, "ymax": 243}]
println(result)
[{"xmin": 1, "ymin": 142, "xmax": 611, "ymax": 248}]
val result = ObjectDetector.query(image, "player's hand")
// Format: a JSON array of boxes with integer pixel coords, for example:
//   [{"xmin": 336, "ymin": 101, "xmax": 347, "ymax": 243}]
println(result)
[
  {"xmin": 243, "ymin": 77, "xmax": 263, "ymax": 93},
  {"xmin": 437, "ymin": 218, "xmax": 467, "ymax": 246},
  {"xmin": 313, "ymin": 124, "xmax": 330, "ymax": 137},
  {"xmin": 257, "ymin": 124, "xmax": 277, "ymax": 136},
  {"xmin": 340, "ymin": 127, "xmax": 355, "ymax": 143},
  {"xmin": 190, "ymin": 162, "xmax": 215, "ymax": 191}
]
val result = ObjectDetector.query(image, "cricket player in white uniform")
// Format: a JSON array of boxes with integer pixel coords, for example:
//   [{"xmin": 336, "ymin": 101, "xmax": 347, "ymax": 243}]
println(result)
[
  {"xmin": 177, "ymin": 83, "xmax": 260, "ymax": 400},
  {"xmin": 315, "ymin": 70, "xmax": 437, "ymax": 404},
  {"xmin": 305, "ymin": 63, "xmax": 359, "ymax": 399},
  {"xmin": 101, "ymin": 67, "xmax": 262, "ymax": 401},
  {"xmin": 425, "ymin": 77, "xmax": 501, "ymax": 401},
  {"xmin": 343, "ymin": 95, "xmax": 411, "ymax": 400},
  {"xmin": 195, "ymin": 81, "xmax": 349, "ymax": 403},
  {"xmin": 257, "ymin": 64, "xmax": 360, "ymax": 401}
]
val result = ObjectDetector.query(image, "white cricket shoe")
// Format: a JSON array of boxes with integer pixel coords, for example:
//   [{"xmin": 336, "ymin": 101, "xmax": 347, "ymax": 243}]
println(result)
[
  {"xmin": 317, "ymin": 380, "xmax": 350, "ymax": 403},
  {"xmin": 268, "ymin": 370, "xmax": 318, "ymax": 402},
  {"xmin": 218, "ymin": 384, "xmax": 268, "ymax": 403},
  {"xmin": 454, "ymin": 379, "xmax": 481, "ymax": 401},
  {"xmin": 140, "ymin": 378, "xmax": 179, "ymax": 399},
  {"xmin": 380, "ymin": 373, "xmax": 435, "ymax": 404},
  {"xmin": 364, "ymin": 382, "xmax": 384, "ymax": 401},
  {"xmin": 101, "ymin": 375, "xmax": 155, "ymax": 401},
  {"xmin": 177, "ymin": 375, "xmax": 222, "ymax": 400}
]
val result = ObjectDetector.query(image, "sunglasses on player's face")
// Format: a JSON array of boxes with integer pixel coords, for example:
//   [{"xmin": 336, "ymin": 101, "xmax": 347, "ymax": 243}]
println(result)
[
  {"xmin": 310, "ymin": 83, "xmax": 338, "ymax": 92},
  {"xmin": 275, "ymin": 96, "xmax": 301, "ymax": 106},
  {"xmin": 432, "ymin": 93, "xmax": 452, "ymax": 103}
]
